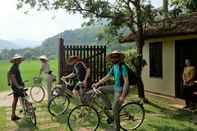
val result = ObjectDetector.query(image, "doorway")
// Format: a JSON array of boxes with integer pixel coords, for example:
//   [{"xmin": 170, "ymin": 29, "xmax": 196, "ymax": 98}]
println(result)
[{"xmin": 175, "ymin": 39, "xmax": 197, "ymax": 98}]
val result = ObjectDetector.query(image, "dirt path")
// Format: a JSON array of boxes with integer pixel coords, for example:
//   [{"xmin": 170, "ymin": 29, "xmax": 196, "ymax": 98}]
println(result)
[
  {"xmin": 0, "ymin": 90, "xmax": 14, "ymax": 107},
  {"xmin": 0, "ymin": 89, "xmax": 47, "ymax": 107}
]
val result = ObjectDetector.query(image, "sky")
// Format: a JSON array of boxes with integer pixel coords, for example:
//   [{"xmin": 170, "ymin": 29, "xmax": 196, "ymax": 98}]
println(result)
[{"xmin": 0, "ymin": 0, "xmax": 162, "ymax": 43}]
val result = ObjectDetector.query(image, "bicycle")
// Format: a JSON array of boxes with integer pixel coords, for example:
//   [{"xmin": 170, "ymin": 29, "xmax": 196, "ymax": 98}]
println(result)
[
  {"xmin": 67, "ymin": 87, "xmax": 145, "ymax": 131},
  {"xmin": 48, "ymin": 77, "xmax": 80, "ymax": 117},
  {"xmin": 9, "ymin": 86, "xmax": 37, "ymax": 126},
  {"xmin": 30, "ymin": 72, "xmax": 56, "ymax": 103},
  {"xmin": 30, "ymin": 76, "xmax": 45, "ymax": 103}
]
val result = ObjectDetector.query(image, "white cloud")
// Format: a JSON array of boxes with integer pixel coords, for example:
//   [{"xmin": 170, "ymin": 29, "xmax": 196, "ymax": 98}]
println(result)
[{"xmin": 0, "ymin": 0, "xmax": 84, "ymax": 41}]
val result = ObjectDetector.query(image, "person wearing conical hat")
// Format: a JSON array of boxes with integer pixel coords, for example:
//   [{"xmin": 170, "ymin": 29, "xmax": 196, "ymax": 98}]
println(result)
[
  {"xmin": 8, "ymin": 54, "xmax": 25, "ymax": 121},
  {"xmin": 90, "ymin": 50, "xmax": 129, "ymax": 131},
  {"xmin": 39, "ymin": 55, "xmax": 50, "ymax": 76},
  {"xmin": 38, "ymin": 55, "xmax": 52, "ymax": 103}
]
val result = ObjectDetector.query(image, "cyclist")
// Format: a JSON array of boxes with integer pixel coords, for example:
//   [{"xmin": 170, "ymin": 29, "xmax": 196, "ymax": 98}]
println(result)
[
  {"xmin": 91, "ymin": 50, "xmax": 129, "ymax": 131},
  {"xmin": 8, "ymin": 54, "xmax": 25, "ymax": 121},
  {"xmin": 62, "ymin": 56, "xmax": 91, "ymax": 96}
]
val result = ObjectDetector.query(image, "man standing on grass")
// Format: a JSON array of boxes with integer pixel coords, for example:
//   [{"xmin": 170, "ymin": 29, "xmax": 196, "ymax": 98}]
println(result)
[
  {"xmin": 8, "ymin": 54, "xmax": 25, "ymax": 121},
  {"xmin": 38, "ymin": 55, "xmax": 52, "ymax": 103}
]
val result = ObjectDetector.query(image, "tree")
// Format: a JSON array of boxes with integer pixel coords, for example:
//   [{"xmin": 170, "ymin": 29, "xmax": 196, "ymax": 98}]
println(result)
[
  {"xmin": 170, "ymin": 0, "xmax": 197, "ymax": 12},
  {"xmin": 17, "ymin": 0, "xmax": 158, "ymax": 100}
]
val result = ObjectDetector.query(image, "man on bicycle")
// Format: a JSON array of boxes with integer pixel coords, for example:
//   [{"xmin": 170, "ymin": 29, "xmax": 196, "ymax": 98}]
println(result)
[
  {"xmin": 62, "ymin": 56, "xmax": 91, "ymax": 96},
  {"xmin": 8, "ymin": 54, "xmax": 25, "ymax": 121},
  {"xmin": 92, "ymin": 50, "xmax": 129, "ymax": 131}
]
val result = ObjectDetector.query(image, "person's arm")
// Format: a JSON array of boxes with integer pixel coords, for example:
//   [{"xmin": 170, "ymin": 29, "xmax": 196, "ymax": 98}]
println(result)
[
  {"xmin": 188, "ymin": 66, "xmax": 196, "ymax": 82},
  {"xmin": 95, "ymin": 67, "xmax": 114, "ymax": 87},
  {"xmin": 84, "ymin": 67, "xmax": 90, "ymax": 82},
  {"xmin": 62, "ymin": 73, "xmax": 76, "ymax": 79},
  {"xmin": 39, "ymin": 64, "xmax": 44, "ymax": 76},
  {"xmin": 118, "ymin": 64, "xmax": 129, "ymax": 104},
  {"xmin": 94, "ymin": 74, "xmax": 111, "ymax": 88},
  {"xmin": 120, "ymin": 76, "xmax": 129, "ymax": 98}
]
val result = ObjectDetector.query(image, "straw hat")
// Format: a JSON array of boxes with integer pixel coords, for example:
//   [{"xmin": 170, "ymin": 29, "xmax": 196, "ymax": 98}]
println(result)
[
  {"xmin": 10, "ymin": 54, "xmax": 24, "ymax": 63},
  {"xmin": 38, "ymin": 55, "xmax": 48, "ymax": 61},
  {"xmin": 106, "ymin": 50, "xmax": 125, "ymax": 61}
]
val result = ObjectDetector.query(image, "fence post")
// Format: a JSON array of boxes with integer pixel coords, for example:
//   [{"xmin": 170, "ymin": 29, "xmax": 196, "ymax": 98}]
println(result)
[{"xmin": 58, "ymin": 38, "xmax": 65, "ymax": 84}]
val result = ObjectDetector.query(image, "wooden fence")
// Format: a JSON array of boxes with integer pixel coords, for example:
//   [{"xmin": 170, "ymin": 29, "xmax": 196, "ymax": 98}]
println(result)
[{"xmin": 58, "ymin": 38, "xmax": 107, "ymax": 83}]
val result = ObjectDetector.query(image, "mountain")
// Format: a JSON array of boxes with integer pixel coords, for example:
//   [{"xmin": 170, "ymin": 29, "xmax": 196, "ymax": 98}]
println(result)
[
  {"xmin": 0, "ymin": 38, "xmax": 41, "ymax": 49},
  {"xmin": 0, "ymin": 39, "xmax": 18, "ymax": 49},
  {"xmin": 38, "ymin": 26, "xmax": 102, "ymax": 57},
  {"xmin": 0, "ymin": 26, "xmax": 135, "ymax": 60},
  {"xmin": 10, "ymin": 39, "xmax": 42, "ymax": 48}
]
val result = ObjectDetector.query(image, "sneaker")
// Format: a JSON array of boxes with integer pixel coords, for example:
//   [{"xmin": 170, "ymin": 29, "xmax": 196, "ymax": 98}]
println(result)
[{"xmin": 11, "ymin": 116, "xmax": 21, "ymax": 121}]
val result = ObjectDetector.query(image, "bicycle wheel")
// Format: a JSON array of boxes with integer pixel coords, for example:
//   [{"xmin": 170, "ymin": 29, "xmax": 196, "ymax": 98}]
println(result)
[
  {"xmin": 119, "ymin": 102, "xmax": 145, "ymax": 130},
  {"xmin": 30, "ymin": 86, "xmax": 45, "ymax": 103},
  {"xmin": 48, "ymin": 95, "xmax": 70, "ymax": 116},
  {"xmin": 68, "ymin": 105, "xmax": 100, "ymax": 131}
]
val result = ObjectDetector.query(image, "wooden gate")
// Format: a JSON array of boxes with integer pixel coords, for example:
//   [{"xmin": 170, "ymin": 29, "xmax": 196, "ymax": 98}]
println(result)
[{"xmin": 58, "ymin": 38, "xmax": 107, "ymax": 83}]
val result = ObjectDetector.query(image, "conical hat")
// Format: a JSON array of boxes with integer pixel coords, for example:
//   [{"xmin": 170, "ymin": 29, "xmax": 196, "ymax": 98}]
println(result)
[
  {"xmin": 38, "ymin": 55, "xmax": 48, "ymax": 61},
  {"xmin": 106, "ymin": 50, "xmax": 125, "ymax": 61},
  {"xmin": 10, "ymin": 54, "xmax": 24, "ymax": 63}
]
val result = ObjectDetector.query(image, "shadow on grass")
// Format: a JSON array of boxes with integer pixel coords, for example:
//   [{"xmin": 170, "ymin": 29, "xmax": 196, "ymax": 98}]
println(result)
[
  {"xmin": 143, "ymin": 124, "xmax": 196, "ymax": 131},
  {"xmin": 14, "ymin": 118, "xmax": 38, "ymax": 131},
  {"xmin": 146, "ymin": 100, "xmax": 197, "ymax": 124}
]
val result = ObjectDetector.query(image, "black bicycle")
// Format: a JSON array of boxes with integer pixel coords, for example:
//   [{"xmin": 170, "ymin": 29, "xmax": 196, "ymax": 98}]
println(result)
[
  {"xmin": 48, "ymin": 77, "xmax": 80, "ymax": 117},
  {"xmin": 68, "ymin": 88, "xmax": 145, "ymax": 131}
]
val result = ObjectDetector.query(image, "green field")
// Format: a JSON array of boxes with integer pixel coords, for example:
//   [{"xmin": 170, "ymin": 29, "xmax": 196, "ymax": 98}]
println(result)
[{"xmin": 0, "ymin": 59, "xmax": 58, "ymax": 91}]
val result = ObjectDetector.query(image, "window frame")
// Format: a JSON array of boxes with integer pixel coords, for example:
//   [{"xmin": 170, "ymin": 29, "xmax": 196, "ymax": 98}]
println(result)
[{"xmin": 149, "ymin": 42, "xmax": 163, "ymax": 78}]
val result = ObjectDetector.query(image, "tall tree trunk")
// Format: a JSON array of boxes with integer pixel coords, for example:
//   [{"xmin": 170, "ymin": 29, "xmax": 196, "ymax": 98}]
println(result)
[
  {"xmin": 163, "ymin": 0, "xmax": 168, "ymax": 17},
  {"xmin": 135, "ymin": 0, "xmax": 145, "ymax": 99},
  {"xmin": 136, "ymin": 28, "xmax": 145, "ymax": 99}
]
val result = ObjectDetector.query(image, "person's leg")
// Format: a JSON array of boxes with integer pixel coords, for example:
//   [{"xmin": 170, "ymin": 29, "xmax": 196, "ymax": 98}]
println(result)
[
  {"xmin": 97, "ymin": 85, "xmax": 114, "ymax": 109},
  {"xmin": 184, "ymin": 86, "xmax": 192, "ymax": 107},
  {"xmin": 113, "ymin": 87, "xmax": 130, "ymax": 131},
  {"xmin": 84, "ymin": 85, "xmax": 114, "ymax": 108},
  {"xmin": 112, "ymin": 92, "xmax": 121, "ymax": 131},
  {"xmin": 47, "ymin": 74, "xmax": 52, "ymax": 103},
  {"xmin": 190, "ymin": 85, "xmax": 196, "ymax": 107},
  {"xmin": 11, "ymin": 95, "xmax": 20, "ymax": 120}
]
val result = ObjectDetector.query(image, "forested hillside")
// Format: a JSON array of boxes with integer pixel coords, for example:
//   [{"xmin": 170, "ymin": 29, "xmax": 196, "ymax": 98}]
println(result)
[{"xmin": 0, "ymin": 26, "xmax": 135, "ymax": 60}]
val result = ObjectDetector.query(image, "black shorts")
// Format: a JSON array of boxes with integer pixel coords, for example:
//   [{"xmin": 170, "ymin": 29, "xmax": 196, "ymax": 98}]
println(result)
[{"xmin": 11, "ymin": 86, "xmax": 25, "ymax": 97}]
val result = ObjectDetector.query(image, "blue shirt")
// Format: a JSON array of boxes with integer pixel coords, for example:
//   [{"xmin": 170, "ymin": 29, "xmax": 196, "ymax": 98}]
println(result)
[{"xmin": 108, "ymin": 64, "xmax": 128, "ymax": 92}]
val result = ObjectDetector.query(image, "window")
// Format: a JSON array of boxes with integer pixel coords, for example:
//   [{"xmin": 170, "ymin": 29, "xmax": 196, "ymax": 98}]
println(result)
[{"xmin": 149, "ymin": 42, "xmax": 163, "ymax": 78}]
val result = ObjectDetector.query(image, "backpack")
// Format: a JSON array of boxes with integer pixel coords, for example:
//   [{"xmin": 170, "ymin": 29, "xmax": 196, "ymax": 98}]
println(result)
[{"xmin": 112, "ymin": 63, "xmax": 138, "ymax": 86}]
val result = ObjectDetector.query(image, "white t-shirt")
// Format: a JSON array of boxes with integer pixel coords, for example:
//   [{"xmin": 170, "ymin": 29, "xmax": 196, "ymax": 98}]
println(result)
[{"xmin": 41, "ymin": 62, "xmax": 50, "ymax": 74}]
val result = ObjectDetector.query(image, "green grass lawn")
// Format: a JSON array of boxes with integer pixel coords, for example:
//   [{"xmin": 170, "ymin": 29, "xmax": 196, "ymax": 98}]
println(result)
[
  {"xmin": 0, "ymin": 59, "xmax": 58, "ymax": 91},
  {"xmin": 1, "ymin": 92, "xmax": 197, "ymax": 131},
  {"xmin": 0, "ymin": 107, "xmax": 6, "ymax": 130}
]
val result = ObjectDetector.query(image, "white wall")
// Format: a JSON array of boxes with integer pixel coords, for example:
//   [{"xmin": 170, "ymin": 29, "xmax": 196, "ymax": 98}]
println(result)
[
  {"xmin": 142, "ymin": 35, "xmax": 197, "ymax": 97},
  {"xmin": 142, "ymin": 38, "xmax": 175, "ymax": 96}
]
